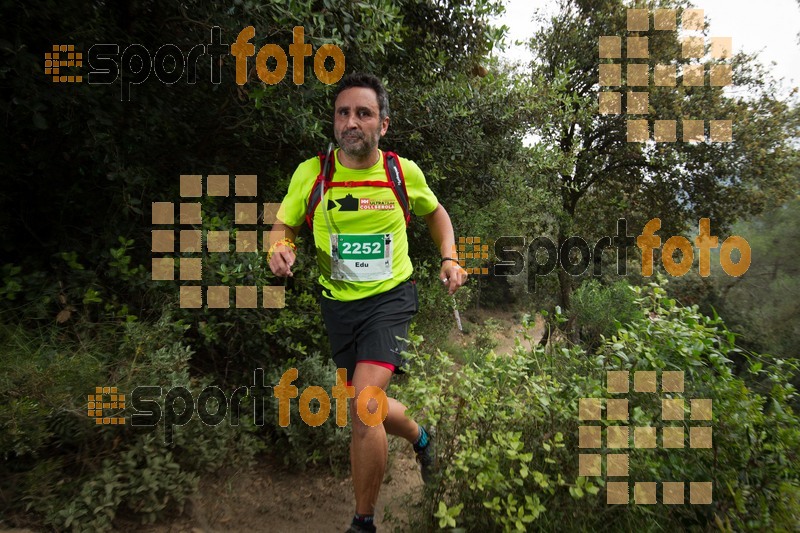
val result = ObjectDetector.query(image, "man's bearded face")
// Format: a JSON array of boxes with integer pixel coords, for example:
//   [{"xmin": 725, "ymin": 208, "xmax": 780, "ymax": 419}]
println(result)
[{"xmin": 333, "ymin": 87, "xmax": 388, "ymax": 160}]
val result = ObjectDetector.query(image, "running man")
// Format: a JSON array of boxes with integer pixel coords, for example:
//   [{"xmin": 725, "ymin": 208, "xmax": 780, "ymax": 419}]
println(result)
[{"xmin": 268, "ymin": 72, "xmax": 467, "ymax": 533}]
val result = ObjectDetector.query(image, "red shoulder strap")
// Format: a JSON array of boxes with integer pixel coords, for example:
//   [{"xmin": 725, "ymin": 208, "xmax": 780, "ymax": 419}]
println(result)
[
  {"xmin": 305, "ymin": 150, "xmax": 411, "ymax": 229},
  {"xmin": 305, "ymin": 152, "xmax": 331, "ymax": 229},
  {"xmin": 383, "ymin": 151, "xmax": 411, "ymax": 226}
]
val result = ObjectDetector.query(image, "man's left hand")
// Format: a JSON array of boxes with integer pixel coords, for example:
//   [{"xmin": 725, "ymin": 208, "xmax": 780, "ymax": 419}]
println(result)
[{"xmin": 441, "ymin": 263, "xmax": 468, "ymax": 295}]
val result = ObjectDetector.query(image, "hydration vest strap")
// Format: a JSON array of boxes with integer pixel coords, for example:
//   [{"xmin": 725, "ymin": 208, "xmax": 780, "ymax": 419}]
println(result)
[
  {"xmin": 305, "ymin": 151, "xmax": 331, "ymax": 228},
  {"xmin": 384, "ymin": 151, "xmax": 411, "ymax": 226},
  {"xmin": 305, "ymin": 150, "xmax": 411, "ymax": 229},
  {"xmin": 325, "ymin": 180, "xmax": 392, "ymax": 188}
]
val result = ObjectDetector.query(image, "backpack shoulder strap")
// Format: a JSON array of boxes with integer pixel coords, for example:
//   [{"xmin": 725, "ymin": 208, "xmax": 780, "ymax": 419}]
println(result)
[
  {"xmin": 305, "ymin": 150, "xmax": 411, "ymax": 229},
  {"xmin": 383, "ymin": 151, "xmax": 411, "ymax": 226},
  {"xmin": 305, "ymin": 152, "xmax": 333, "ymax": 229}
]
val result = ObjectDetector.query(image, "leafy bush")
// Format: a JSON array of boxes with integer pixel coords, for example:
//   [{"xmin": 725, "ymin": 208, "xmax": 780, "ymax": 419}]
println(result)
[
  {"xmin": 457, "ymin": 317, "xmax": 502, "ymax": 366},
  {"xmin": 264, "ymin": 351, "xmax": 352, "ymax": 472},
  {"xmin": 0, "ymin": 315, "xmax": 261, "ymax": 531},
  {"xmin": 397, "ymin": 281, "xmax": 800, "ymax": 531},
  {"xmin": 413, "ymin": 258, "xmax": 474, "ymax": 352},
  {"xmin": 570, "ymin": 279, "xmax": 640, "ymax": 347},
  {"xmin": 599, "ymin": 283, "xmax": 800, "ymax": 531}
]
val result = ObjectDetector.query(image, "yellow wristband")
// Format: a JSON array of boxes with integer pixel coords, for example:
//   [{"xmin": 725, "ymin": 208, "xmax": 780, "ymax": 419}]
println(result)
[{"xmin": 267, "ymin": 238, "xmax": 296, "ymax": 261}]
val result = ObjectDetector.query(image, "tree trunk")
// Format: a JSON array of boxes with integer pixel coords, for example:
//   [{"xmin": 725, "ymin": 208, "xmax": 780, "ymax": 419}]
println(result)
[
  {"xmin": 557, "ymin": 266, "xmax": 572, "ymax": 310},
  {"xmin": 556, "ymin": 221, "xmax": 574, "ymax": 311}
]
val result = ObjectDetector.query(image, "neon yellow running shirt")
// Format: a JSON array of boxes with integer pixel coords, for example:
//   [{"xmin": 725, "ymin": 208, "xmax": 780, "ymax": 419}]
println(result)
[{"xmin": 277, "ymin": 149, "xmax": 439, "ymax": 301}]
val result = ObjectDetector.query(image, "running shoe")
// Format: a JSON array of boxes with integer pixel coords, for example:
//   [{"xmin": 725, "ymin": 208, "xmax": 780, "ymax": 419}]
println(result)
[{"xmin": 415, "ymin": 427, "xmax": 437, "ymax": 484}]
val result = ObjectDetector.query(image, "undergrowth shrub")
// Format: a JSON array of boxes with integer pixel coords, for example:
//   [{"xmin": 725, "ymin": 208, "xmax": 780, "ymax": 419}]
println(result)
[
  {"xmin": 397, "ymin": 280, "xmax": 799, "ymax": 531},
  {"xmin": 0, "ymin": 314, "xmax": 262, "ymax": 532},
  {"xmin": 570, "ymin": 279, "xmax": 640, "ymax": 347},
  {"xmin": 459, "ymin": 317, "xmax": 501, "ymax": 366},
  {"xmin": 264, "ymin": 351, "xmax": 352, "ymax": 473},
  {"xmin": 414, "ymin": 259, "xmax": 474, "ymax": 352}
]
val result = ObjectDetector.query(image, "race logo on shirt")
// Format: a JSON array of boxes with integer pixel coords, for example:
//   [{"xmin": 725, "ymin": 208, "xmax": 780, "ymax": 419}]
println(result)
[{"xmin": 359, "ymin": 198, "xmax": 395, "ymax": 211}]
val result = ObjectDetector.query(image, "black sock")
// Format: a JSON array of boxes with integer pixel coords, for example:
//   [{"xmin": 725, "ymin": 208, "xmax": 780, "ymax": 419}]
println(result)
[
  {"xmin": 352, "ymin": 513, "xmax": 375, "ymax": 532},
  {"xmin": 413, "ymin": 425, "xmax": 429, "ymax": 452}
]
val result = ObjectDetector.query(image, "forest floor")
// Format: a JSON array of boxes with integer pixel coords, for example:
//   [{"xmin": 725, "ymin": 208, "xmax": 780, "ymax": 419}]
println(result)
[{"xmin": 127, "ymin": 443, "xmax": 424, "ymax": 533}]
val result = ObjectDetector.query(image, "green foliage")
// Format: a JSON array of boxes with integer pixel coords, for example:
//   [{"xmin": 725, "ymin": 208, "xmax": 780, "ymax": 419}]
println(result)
[
  {"xmin": 264, "ymin": 352, "xmax": 352, "ymax": 472},
  {"xmin": 53, "ymin": 436, "xmax": 200, "ymax": 531},
  {"xmin": 395, "ymin": 66, "xmax": 545, "ymax": 263},
  {"xmin": 0, "ymin": 315, "xmax": 261, "ymax": 531},
  {"xmin": 706, "ymin": 199, "xmax": 800, "ymax": 362},
  {"xmin": 182, "ymin": 213, "xmax": 329, "ymax": 372},
  {"xmin": 600, "ymin": 282, "xmax": 800, "ymax": 530},
  {"xmin": 526, "ymin": 0, "xmax": 800, "ymax": 308},
  {"xmin": 398, "ymin": 330, "xmax": 583, "ymax": 531},
  {"xmin": 398, "ymin": 280, "xmax": 799, "ymax": 531},
  {"xmin": 413, "ymin": 258, "xmax": 475, "ymax": 351},
  {"xmin": 571, "ymin": 279, "xmax": 640, "ymax": 347},
  {"xmin": 455, "ymin": 316, "xmax": 502, "ymax": 366}
]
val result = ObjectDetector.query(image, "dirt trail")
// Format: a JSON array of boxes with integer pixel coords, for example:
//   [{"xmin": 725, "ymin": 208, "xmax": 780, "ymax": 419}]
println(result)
[
  {"xmin": 0, "ymin": 441, "xmax": 424, "ymax": 533},
  {"xmin": 448, "ymin": 308, "xmax": 545, "ymax": 356},
  {"xmin": 128, "ymin": 439, "xmax": 423, "ymax": 533}
]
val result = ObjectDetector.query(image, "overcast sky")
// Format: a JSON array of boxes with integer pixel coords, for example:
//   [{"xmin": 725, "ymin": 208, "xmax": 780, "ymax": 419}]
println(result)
[{"xmin": 496, "ymin": 0, "xmax": 800, "ymax": 90}]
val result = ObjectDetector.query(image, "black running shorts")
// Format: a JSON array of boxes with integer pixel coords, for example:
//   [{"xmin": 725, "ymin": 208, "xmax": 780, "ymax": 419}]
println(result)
[{"xmin": 319, "ymin": 279, "xmax": 419, "ymax": 383}]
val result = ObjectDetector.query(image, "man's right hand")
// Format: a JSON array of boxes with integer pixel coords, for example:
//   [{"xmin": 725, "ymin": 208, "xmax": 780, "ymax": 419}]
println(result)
[{"xmin": 269, "ymin": 246, "xmax": 296, "ymax": 277}]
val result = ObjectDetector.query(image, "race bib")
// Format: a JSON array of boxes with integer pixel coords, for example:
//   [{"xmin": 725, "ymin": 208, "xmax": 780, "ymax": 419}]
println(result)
[{"xmin": 330, "ymin": 233, "xmax": 393, "ymax": 281}]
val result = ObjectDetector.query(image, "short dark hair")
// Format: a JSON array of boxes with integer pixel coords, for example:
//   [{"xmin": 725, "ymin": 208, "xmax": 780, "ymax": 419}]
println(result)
[{"xmin": 333, "ymin": 72, "xmax": 390, "ymax": 121}]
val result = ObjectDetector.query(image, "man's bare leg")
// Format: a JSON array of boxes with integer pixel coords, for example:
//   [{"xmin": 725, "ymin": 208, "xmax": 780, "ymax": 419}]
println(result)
[
  {"xmin": 350, "ymin": 363, "xmax": 393, "ymax": 516},
  {"xmin": 384, "ymin": 397, "xmax": 420, "ymax": 442},
  {"xmin": 349, "ymin": 364, "xmax": 428, "ymax": 521}
]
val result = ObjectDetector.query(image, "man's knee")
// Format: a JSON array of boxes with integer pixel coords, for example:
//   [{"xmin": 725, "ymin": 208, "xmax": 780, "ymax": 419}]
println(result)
[
  {"xmin": 351, "ymin": 415, "xmax": 382, "ymax": 440},
  {"xmin": 350, "ymin": 390, "xmax": 388, "ymax": 436}
]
